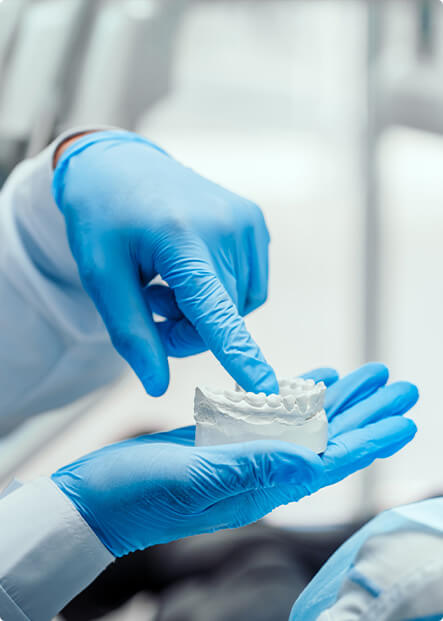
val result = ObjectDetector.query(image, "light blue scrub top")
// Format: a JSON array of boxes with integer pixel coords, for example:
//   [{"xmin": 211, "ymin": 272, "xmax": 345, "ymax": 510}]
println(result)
[{"xmin": 290, "ymin": 499, "xmax": 443, "ymax": 621}]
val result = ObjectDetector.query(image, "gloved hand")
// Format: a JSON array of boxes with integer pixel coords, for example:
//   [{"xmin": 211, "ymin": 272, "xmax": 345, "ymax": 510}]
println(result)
[
  {"xmin": 52, "ymin": 130, "xmax": 277, "ymax": 396},
  {"xmin": 52, "ymin": 363, "xmax": 418, "ymax": 558}
]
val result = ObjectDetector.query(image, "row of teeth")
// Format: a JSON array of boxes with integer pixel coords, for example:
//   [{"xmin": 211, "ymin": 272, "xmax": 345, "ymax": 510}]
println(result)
[{"xmin": 206, "ymin": 378, "xmax": 326, "ymax": 415}]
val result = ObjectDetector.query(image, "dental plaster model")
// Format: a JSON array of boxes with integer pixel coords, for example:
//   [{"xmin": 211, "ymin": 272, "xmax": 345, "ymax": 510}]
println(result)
[{"xmin": 194, "ymin": 378, "xmax": 328, "ymax": 453}]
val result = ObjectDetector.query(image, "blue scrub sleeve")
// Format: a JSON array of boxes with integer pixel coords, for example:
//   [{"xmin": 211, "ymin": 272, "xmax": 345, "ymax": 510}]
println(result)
[{"xmin": 290, "ymin": 498, "xmax": 443, "ymax": 621}]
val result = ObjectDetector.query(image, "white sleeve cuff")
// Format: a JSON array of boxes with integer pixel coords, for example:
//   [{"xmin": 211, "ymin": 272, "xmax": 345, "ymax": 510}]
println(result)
[{"xmin": 0, "ymin": 477, "xmax": 114, "ymax": 621}]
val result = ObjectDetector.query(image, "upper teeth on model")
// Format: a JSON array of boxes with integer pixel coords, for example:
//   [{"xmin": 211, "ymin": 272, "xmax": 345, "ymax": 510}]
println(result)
[{"xmin": 194, "ymin": 378, "xmax": 326, "ymax": 424}]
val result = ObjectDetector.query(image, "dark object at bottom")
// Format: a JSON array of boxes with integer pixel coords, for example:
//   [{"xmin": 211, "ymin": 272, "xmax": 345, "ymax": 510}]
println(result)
[{"xmin": 61, "ymin": 520, "xmax": 364, "ymax": 621}]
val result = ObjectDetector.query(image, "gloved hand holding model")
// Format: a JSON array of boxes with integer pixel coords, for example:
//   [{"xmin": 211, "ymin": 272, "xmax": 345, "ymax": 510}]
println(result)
[
  {"xmin": 52, "ymin": 130, "xmax": 278, "ymax": 396},
  {"xmin": 52, "ymin": 363, "xmax": 418, "ymax": 557}
]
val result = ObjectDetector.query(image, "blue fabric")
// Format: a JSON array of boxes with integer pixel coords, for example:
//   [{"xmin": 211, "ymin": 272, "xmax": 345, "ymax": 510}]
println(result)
[
  {"xmin": 53, "ymin": 363, "xmax": 418, "ymax": 558},
  {"xmin": 290, "ymin": 498, "xmax": 443, "ymax": 621},
  {"xmin": 348, "ymin": 567, "xmax": 381, "ymax": 597}
]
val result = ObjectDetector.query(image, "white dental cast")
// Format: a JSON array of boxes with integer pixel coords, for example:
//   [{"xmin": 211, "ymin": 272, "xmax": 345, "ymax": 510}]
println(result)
[{"xmin": 194, "ymin": 377, "xmax": 328, "ymax": 453}]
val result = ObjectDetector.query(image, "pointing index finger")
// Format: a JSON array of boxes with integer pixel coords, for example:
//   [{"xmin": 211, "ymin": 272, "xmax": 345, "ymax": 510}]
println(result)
[{"xmin": 154, "ymin": 235, "xmax": 278, "ymax": 394}]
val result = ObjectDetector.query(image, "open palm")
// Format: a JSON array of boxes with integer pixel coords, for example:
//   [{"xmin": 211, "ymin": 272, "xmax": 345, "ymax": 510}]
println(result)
[{"xmin": 52, "ymin": 363, "xmax": 418, "ymax": 557}]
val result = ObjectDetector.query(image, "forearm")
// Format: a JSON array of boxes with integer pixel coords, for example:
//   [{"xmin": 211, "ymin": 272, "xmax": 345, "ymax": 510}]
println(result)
[
  {"xmin": 0, "ymin": 130, "xmax": 124, "ymax": 432},
  {"xmin": 0, "ymin": 479, "xmax": 113, "ymax": 621}
]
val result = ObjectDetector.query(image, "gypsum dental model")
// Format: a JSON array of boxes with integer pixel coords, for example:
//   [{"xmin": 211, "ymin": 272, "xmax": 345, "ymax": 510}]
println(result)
[{"xmin": 194, "ymin": 378, "xmax": 328, "ymax": 453}]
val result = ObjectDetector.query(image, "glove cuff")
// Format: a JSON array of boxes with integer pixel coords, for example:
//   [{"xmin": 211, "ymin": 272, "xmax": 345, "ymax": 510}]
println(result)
[{"xmin": 52, "ymin": 129, "xmax": 170, "ymax": 212}]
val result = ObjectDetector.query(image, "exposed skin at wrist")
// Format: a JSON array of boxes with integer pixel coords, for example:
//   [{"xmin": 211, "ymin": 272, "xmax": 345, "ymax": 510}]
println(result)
[{"xmin": 52, "ymin": 131, "xmax": 96, "ymax": 169}]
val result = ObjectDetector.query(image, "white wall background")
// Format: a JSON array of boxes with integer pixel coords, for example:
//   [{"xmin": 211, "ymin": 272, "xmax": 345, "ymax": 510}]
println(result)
[{"xmin": 9, "ymin": 0, "xmax": 443, "ymax": 529}]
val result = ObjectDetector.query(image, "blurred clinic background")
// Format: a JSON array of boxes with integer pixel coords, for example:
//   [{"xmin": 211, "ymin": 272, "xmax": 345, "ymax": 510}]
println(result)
[{"xmin": 1, "ymin": 0, "xmax": 443, "ymax": 561}]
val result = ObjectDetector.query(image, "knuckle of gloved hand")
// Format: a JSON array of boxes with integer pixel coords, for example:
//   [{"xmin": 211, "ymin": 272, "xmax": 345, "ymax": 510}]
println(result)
[
  {"xmin": 159, "ymin": 210, "xmax": 191, "ymax": 237},
  {"xmin": 211, "ymin": 205, "xmax": 237, "ymax": 241},
  {"xmin": 259, "ymin": 287, "xmax": 269, "ymax": 306},
  {"xmin": 244, "ymin": 200, "xmax": 267, "ymax": 228},
  {"xmin": 250, "ymin": 283, "xmax": 269, "ymax": 308}
]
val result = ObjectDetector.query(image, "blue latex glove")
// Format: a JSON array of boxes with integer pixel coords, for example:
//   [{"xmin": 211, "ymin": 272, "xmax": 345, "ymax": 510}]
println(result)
[
  {"xmin": 52, "ymin": 130, "xmax": 277, "ymax": 396},
  {"xmin": 52, "ymin": 363, "xmax": 418, "ymax": 558}
]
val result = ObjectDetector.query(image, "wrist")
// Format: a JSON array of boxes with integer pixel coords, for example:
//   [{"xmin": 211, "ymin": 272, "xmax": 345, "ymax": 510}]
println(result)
[
  {"xmin": 51, "ymin": 472, "xmax": 113, "ymax": 556},
  {"xmin": 53, "ymin": 131, "xmax": 97, "ymax": 169}
]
